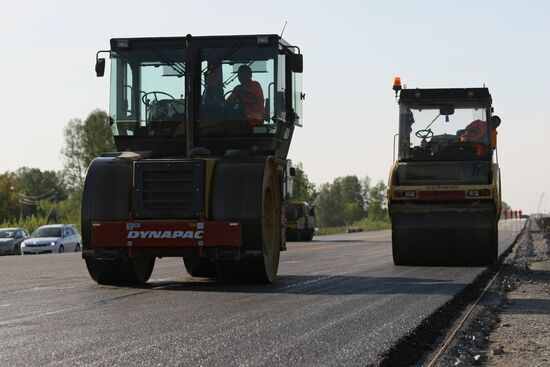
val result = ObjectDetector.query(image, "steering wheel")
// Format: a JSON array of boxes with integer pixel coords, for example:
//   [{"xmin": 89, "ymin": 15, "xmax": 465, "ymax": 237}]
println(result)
[
  {"xmin": 415, "ymin": 129, "xmax": 434, "ymax": 140},
  {"xmin": 141, "ymin": 91, "xmax": 184, "ymax": 117},
  {"xmin": 224, "ymin": 89, "xmax": 258, "ymax": 107},
  {"xmin": 141, "ymin": 91, "xmax": 176, "ymax": 106}
]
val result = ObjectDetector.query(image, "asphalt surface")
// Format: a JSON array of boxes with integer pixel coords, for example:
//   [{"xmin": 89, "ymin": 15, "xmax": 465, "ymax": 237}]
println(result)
[{"xmin": 0, "ymin": 220, "xmax": 524, "ymax": 366}]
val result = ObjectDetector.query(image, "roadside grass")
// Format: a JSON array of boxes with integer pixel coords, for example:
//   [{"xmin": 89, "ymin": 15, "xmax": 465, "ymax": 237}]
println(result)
[
  {"xmin": 0, "ymin": 198, "xmax": 81, "ymax": 233},
  {"xmin": 318, "ymin": 218, "xmax": 391, "ymax": 235},
  {"xmin": 1, "ymin": 215, "xmax": 51, "ymax": 233}
]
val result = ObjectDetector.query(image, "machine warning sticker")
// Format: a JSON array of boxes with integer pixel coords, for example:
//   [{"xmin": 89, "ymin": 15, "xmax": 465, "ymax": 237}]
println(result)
[{"xmin": 424, "ymin": 185, "xmax": 459, "ymax": 190}]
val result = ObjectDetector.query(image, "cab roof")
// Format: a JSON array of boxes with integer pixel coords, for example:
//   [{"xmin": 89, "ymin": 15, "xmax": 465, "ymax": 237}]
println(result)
[
  {"xmin": 399, "ymin": 88, "xmax": 492, "ymax": 104},
  {"xmin": 110, "ymin": 34, "xmax": 295, "ymax": 51}
]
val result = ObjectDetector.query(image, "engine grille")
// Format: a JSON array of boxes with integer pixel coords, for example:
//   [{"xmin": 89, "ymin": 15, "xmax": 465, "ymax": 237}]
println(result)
[{"xmin": 132, "ymin": 160, "xmax": 205, "ymax": 219}]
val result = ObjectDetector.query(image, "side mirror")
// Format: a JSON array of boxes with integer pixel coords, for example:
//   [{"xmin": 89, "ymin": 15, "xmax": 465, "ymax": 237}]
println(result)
[
  {"xmin": 289, "ymin": 167, "xmax": 296, "ymax": 177},
  {"xmin": 290, "ymin": 54, "xmax": 303, "ymax": 73},
  {"xmin": 491, "ymin": 115, "xmax": 501, "ymax": 128},
  {"xmin": 95, "ymin": 58, "xmax": 106, "ymax": 77}
]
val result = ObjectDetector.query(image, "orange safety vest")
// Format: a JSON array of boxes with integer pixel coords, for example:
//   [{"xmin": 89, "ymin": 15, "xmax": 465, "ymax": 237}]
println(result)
[
  {"xmin": 461, "ymin": 120, "xmax": 495, "ymax": 157},
  {"xmin": 228, "ymin": 81, "xmax": 265, "ymax": 126},
  {"xmin": 464, "ymin": 120, "xmax": 487, "ymax": 142}
]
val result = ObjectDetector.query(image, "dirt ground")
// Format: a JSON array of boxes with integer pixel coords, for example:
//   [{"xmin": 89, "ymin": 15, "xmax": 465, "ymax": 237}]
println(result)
[{"xmin": 433, "ymin": 218, "xmax": 550, "ymax": 367}]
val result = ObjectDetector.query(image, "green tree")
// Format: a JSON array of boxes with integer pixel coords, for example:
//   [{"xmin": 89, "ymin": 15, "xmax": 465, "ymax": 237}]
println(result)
[
  {"xmin": 337, "ymin": 176, "xmax": 366, "ymax": 224},
  {"xmin": 61, "ymin": 118, "xmax": 85, "ymax": 192},
  {"xmin": 0, "ymin": 172, "xmax": 21, "ymax": 222},
  {"xmin": 368, "ymin": 180, "xmax": 388, "ymax": 221},
  {"xmin": 316, "ymin": 175, "xmax": 367, "ymax": 227},
  {"xmin": 16, "ymin": 168, "xmax": 68, "ymax": 201},
  {"xmin": 360, "ymin": 176, "xmax": 371, "ymax": 210},
  {"xmin": 81, "ymin": 110, "xmax": 116, "ymax": 169},
  {"xmin": 61, "ymin": 109, "xmax": 115, "ymax": 192},
  {"xmin": 14, "ymin": 168, "xmax": 67, "ymax": 220},
  {"xmin": 316, "ymin": 182, "xmax": 345, "ymax": 227},
  {"xmin": 292, "ymin": 162, "xmax": 316, "ymax": 203}
]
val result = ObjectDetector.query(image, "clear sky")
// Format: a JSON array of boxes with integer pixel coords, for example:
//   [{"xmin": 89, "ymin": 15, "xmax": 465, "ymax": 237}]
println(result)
[{"xmin": 1, "ymin": 0, "xmax": 549, "ymax": 213}]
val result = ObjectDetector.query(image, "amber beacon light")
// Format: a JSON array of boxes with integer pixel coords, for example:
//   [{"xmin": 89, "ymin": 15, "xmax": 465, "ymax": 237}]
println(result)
[{"xmin": 392, "ymin": 77, "xmax": 402, "ymax": 94}]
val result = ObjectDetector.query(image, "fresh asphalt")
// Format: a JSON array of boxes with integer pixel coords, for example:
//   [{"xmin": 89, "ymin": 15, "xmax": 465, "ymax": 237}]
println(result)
[{"xmin": 0, "ymin": 220, "xmax": 524, "ymax": 366}]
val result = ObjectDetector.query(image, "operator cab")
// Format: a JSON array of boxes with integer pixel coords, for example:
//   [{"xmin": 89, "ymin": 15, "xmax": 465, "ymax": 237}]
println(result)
[
  {"xmin": 96, "ymin": 34, "xmax": 303, "ymax": 159},
  {"xmin": 396, "ymin": 88, "xmax": 500, "ymax": 162}
]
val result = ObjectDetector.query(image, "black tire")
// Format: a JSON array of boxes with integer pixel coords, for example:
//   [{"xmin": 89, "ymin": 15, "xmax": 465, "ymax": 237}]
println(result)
[
  {"xmin": 215, "ymin": 260, "xmax": 246, "ymax": 282},
  {"xmin": 131, "ymin": 257, "xmax": 156, "ymax": 283},
  {"xmin": 212, "ymin": 158, "xmax": 281, "ymax": 283},
  {"xmin": 13, "ymin": 244, "xmax": 21, "ymax": 255},
  {"xmin": 286, "ymin": 231, "xmax": 296, "ymax": 242},
  {"xmin": 391, "ymin": 229, "xmax": 414, "ymax": 266},
  {"xmin": 58, "ymin": 245, "xmax": 65, "ymax": 253},
  {"xmin": 247, "ymin": 162, "xmax": 281, "ymax": 283},
  {"xmin": 81, "ymin": 157, "xmax": 133, "ymax": 254},
  {"xmin": 85, "ymin": 257, "xmax": 155, "ymax": 285},
  {"xmin": 81, "ymin": 157, "xmax": 134, "ymax": 284},
  {"xmin": 478, "ymin": 225, "xmax": 498, "ymax": 266},
  {"xmin": 183, "ymin": 257, "xmax": 217, "ymax": 278},
  {"xmin": 75, "ymin": 244, "xmax": 81, "ymax": 252}
]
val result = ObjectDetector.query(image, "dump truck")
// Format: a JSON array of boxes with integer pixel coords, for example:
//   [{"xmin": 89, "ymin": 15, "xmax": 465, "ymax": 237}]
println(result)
[
  {"xmin": 82, "ymin": 34, "xmax": 304, "ymax": 284},
  {"xmin": 388, "ymin": 79, "xmax": 502, "ymax": 265},
  {"xmin": 285, "ymin": 200, "xmax": 316, "ymax": 241}
]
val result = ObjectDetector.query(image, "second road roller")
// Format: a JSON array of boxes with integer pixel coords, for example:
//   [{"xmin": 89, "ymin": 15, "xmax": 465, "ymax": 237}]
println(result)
[{"xmin": 388, "ymin": 78, "xmax": 502, "ymax": 266}]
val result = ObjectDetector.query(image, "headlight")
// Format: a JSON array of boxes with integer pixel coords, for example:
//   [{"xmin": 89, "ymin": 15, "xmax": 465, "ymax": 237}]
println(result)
[
  {"xmin": 50, "ymin": 242, "xmax": 56, "ymax": 246},
  {"xmin": 21, "ymin": 243, "xmax": 26, "ymax": 247}
]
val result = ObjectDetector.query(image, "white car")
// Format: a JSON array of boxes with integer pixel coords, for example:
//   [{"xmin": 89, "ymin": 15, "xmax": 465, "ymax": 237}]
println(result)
[{"xmin": 21, "ymin": 224, "xmax": 81, "ymax": 255}]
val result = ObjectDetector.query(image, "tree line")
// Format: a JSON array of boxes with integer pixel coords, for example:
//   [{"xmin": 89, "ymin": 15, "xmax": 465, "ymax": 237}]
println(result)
[
  {"xmin": 0, "ymin": 110, "xmax": 114, "ymax": 230},
  {"xmin": 292, "ymin": 163, "xmax": 389, "ymax": 228},
  {"xmin": 1, "ymin": 108, "xmax": 388, "ymax": 231}
]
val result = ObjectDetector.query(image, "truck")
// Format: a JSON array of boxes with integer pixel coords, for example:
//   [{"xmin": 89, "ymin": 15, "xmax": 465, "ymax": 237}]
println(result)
[
  {"xmin": 285, "ymin": 200, "xmax": 316, "ymax": 241},
  {"xmin": 388, "ymin": 78, "xmax": 502, "ymax": 265},
  {"xmin": 82, "ymin": 34, "xmax": 304, "ymax": 284}
]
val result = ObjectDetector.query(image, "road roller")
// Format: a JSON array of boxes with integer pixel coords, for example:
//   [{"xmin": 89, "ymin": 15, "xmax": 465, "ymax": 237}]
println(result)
[
  {"xmin": 82, "ymin": 34, "xmax": 304, "ymax": 284},
  {"xmin": 388, "ymin": 78, "xmax": 502, "ymax": 266},
  {"xmin": 285, "ymin": 200, "xmax": 316, "ymax": 241}
]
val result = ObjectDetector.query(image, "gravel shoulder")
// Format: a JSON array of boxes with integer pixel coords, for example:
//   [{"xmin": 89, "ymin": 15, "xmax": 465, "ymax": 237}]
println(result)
[{"xmin": 432, "ymin": 218, "xmax": 550, "ymax": 366}]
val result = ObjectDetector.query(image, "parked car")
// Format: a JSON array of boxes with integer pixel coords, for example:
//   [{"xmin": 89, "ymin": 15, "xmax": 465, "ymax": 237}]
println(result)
[
  {"xmin": 0, "ymin": 228, "xmax": 30, "ymax": 255},
  {"xmin": 21, "ymin": 224, "xmax": 81, "ymax": 255}
]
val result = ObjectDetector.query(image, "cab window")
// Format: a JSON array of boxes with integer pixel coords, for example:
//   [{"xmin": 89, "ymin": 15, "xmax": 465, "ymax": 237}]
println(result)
[{"xmin": 198, "ymin": 47, "xmax": 275, "ymax": 137}]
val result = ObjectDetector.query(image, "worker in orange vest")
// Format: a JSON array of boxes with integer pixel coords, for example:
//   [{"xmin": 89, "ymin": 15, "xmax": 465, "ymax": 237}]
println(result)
[
  {"xmin": 503, "ymin": 210, "xmax": 508, "ymax": 220},
  {"xmin": 226, "ymin": 65, "xmax": 265, "ymax": 126},
  {"xmin": 459, "ymin": 116, "xmax": 500, "ymax": 156},
  {"xmin": 514, "ymin": 210, "xmax": 518, "ymax": 219},
  {"xmin": 509, "ymin": 209, "xmax": 514, "ymax": 219},
  {"xmin": 519, "ymin": 210, "xmax": 523, "ymax": 218}
]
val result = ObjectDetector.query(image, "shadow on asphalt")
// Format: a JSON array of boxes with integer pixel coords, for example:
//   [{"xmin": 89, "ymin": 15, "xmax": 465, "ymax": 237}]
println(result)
[{"xmin": 131, "ymin": 274, "xmax": 466, "ymax": 296}]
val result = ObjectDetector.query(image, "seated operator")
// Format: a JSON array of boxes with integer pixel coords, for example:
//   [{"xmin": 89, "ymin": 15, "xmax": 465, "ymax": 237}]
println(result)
[
  {"xmin": 226, "ymin": 65, "xmax": 265, "ymax": 126},
  {"xmin": 458, "ymin": 116, "xmax": 500, "ymax": 155}
]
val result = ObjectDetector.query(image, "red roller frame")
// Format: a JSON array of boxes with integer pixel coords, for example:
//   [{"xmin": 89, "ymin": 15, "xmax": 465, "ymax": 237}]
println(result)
[{"xmin": 91, "ymin": 220, "xmax": 242, "ymax": 248}]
